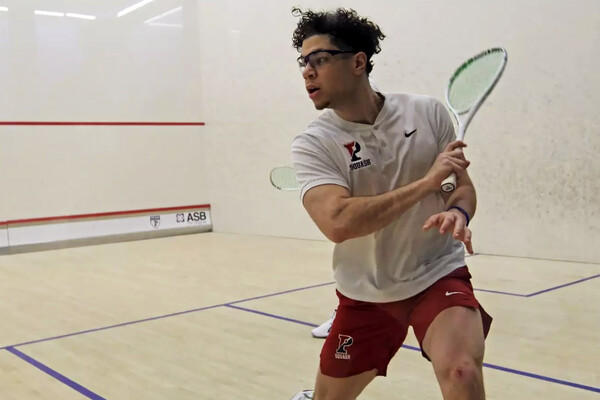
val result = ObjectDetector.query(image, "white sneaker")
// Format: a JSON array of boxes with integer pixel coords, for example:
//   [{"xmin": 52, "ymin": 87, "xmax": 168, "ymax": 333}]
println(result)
[
  {"xmin": 311, "ymin": 308, "xmax": 336, "ymax": 338},
  {"xmin": 290, "ymin": 390, "xmax": 314, "ymax": 400}
]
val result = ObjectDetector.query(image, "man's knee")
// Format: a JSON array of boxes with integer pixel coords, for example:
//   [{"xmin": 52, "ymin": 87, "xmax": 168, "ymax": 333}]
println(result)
[{"xmin": 435, "ymin": 356, "xmax": 482, "ymax": 387}]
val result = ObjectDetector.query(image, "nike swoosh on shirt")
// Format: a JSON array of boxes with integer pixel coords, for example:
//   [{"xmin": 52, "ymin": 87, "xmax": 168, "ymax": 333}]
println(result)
[{"xmin": 404, "ymin": 129, "xmax": 417, "ymax": 137}]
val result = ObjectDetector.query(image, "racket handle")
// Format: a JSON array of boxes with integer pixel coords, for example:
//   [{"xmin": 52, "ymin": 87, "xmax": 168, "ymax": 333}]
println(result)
[{"xmin": 441, "ymin": 172, "xmax": 457, "ymax": 193}]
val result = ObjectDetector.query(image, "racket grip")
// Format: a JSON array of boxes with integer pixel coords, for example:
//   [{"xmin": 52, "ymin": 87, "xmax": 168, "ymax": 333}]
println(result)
[{"xmin": 441, "ymin": 172, "xmax": 457, "ymax": 193}]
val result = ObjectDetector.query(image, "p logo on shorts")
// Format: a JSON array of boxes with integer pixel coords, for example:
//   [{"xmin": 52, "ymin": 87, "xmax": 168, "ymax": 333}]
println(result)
[{"xmin": 335, "ymin": 334, "xmax": 353, "ymax": 360}]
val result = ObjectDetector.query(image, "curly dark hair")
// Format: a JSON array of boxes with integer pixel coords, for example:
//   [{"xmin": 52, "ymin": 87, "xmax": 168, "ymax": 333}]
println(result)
[{"xmin": 291, "ymin": 7, "xmax": 385, "ymax": 75}]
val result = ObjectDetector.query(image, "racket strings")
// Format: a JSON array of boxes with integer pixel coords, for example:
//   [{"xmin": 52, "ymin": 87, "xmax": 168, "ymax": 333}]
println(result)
[
  {"xmin": 448, "ymin": 51, "xmax": 506, "ymax": 113},
  {"xmin": 271, "ymin": 167, "xmax": 300, "ymax": 190}
]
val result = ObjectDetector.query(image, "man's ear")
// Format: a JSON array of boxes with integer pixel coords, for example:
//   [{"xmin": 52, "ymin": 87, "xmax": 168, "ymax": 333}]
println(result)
[{"xmin": 352, "ymin": 52, "xmax": 368, "ymax": 76}]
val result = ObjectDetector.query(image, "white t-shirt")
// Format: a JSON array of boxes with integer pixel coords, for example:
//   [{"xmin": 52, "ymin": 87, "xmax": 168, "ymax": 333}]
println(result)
[{"xmin": 291, "ymin": 93, "xmax": 466, "ymax": 303}]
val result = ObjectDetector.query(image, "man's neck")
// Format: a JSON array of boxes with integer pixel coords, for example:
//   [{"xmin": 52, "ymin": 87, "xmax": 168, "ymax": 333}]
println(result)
[{"xmin": 333, "ymin": 84, "xmax": 384, "ymax": 125}]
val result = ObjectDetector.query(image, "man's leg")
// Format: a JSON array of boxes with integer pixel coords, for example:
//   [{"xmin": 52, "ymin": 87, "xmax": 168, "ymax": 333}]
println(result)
[
  {"xmin": 313, "ymin": 367, "xmax": 377, "ymax": 400},
  {"xmin": 422, "ymin": 306, "xmax": 486, "ymax": 400},
  {"xmin": 411, "ymin": 267, "xmax": 492, "ymax": 400},
  {"xmin": 293, "ymin": 290, "xmax": 407, "ymax": 400}
]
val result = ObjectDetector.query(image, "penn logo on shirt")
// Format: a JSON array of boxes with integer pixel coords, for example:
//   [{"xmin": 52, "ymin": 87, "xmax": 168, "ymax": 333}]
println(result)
[
  {"xmin": 343, "ymin": 141, "xmax": 362, "ymax": 161},
  {"xmin": 344, "ymin": 141, "xmax": 372, "ymax": 171}
]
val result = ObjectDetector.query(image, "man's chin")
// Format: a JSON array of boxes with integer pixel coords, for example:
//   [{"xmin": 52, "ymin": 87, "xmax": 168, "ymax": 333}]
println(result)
[{"xmin": 314, "ymin": 101, "xmax": 330, "ymax": 111}]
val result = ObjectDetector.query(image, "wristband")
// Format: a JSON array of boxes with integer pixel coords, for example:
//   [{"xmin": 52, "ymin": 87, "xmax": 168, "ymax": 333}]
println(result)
[{"xmin": 447, "ymin": 206, "xmax": 470, "ymax": 226}]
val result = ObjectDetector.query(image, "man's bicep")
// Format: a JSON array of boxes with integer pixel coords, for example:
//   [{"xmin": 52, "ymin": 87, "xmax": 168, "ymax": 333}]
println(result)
[{"xmin": 302, "ymin": 184, "xmax": 351, "ymax": 241}]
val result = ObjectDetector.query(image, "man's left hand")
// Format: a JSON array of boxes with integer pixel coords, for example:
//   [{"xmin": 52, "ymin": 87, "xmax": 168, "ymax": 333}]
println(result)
[{"xmin": 422, "ymin": 210, "xmax": 473, "ymax": 254}]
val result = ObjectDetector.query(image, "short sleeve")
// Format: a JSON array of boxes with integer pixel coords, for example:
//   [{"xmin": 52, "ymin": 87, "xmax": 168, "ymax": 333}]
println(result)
[
  {"xmin": 432, "ymin": 99, "xmax": 457, "ymax": 153},
  {"xmin": 291, "ymin": 134, "xmax": 349, "ymax": 201}
]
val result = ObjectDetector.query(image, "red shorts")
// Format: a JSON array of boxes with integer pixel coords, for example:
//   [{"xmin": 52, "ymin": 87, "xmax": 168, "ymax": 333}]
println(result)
[{"xmin": 320, "ymin": 266, "xmax": 492, "ymax": 378}]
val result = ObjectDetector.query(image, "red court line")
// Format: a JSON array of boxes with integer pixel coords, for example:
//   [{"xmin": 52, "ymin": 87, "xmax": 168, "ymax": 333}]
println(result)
[
  {"xmin": 0, "ymin": 122, "xmax": 205, "ymax": 126},
  {"xmin": 7, "ymin": 204, "xmax": 211, "ymax": 225}
]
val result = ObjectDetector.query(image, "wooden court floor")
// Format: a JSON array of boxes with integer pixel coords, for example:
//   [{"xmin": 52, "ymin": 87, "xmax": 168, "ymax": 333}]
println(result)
[{"xmin": 0, "ymin": 232, "xmax": 598, "ymax": 399}]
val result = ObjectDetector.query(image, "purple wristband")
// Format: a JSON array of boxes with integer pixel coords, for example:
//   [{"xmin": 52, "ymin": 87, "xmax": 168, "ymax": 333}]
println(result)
[{"xmin": 448, "ymin": 206, "xmax": 470, "ymax": 226}]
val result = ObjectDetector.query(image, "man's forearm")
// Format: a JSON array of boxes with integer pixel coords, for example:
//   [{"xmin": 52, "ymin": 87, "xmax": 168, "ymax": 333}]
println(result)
[
  {"xmin": 445, "ymin": 184, "xmax": 477, "ymax": 221},
  {"xmin": 330, "ymin": 178, "xmax": 434, "ymax": 242}
]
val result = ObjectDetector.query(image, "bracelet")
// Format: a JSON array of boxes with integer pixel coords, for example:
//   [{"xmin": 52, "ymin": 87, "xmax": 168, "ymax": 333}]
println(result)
[{"xmin": 447, "ymin": 206, "xmax": 470, "ymax": 226}]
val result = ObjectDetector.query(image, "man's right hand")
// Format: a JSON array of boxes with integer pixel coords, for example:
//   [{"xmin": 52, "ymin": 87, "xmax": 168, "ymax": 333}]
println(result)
[{"xmin": 424, "ymin": 140, "xmax": 470, "ymax": 190}]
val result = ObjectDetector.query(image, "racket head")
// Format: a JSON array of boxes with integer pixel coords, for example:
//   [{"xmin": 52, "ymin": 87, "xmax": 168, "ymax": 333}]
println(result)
[
  {"xmin": 446, "ymin": 47, "xmax": 508, "ymax": 116},
  {"xmin": 270, "ymin": 166, "xmax": 300, "ymax": 191}
]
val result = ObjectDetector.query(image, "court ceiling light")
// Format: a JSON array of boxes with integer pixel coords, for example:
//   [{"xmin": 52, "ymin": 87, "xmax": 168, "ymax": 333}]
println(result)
[
  {"xmin": 34, "ymin": 10, "xmax": 65, "ymax": 17},
  {"xmin": 144, "ymin": 6, "xmax": 182, "ymax": 24},
  {"xmin": 66, "ymin": 13, "xmax": 96, "ymax": 20},
  {"xmin": 117, "ymin": 0, "xmax": 156, "ymax": 18}
]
